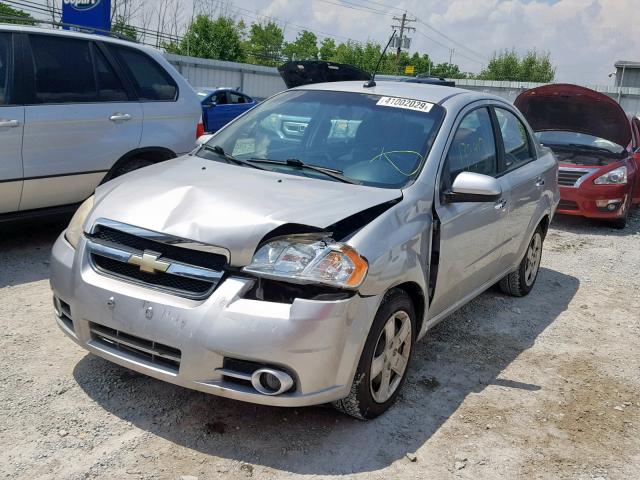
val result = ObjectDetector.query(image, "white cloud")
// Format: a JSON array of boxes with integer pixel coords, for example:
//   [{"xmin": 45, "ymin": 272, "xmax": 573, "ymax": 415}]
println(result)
[{"xmin": 257, "ymin": 0, "xmax": 639, "ymax": 85}]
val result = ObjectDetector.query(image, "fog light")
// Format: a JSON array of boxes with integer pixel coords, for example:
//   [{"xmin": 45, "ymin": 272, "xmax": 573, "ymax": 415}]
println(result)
[
  {"xmin": 251, "ymin": 368, "xmax": 294, "ymax": 396},
  {"xmin": 595, "ymin": 199, "xmax": 623, "ymax": 210},
  {"xmin": 262, "ymin": 372, "xmax": 281, "ymax": 392}
]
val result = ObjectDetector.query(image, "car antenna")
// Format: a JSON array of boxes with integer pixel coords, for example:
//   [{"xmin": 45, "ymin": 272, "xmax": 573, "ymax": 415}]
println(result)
[{"xmin": 364, "ymin": 30, "xmax": 397, "ymax": 89}]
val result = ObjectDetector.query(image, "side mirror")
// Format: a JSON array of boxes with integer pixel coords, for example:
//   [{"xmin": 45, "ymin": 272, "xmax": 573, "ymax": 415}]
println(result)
[
  {"xmin": 196, "ymin": 133, "xmax": 214, "ymax": 146},
  {"xmin": 444, "ymin": 171, "xmax": 502, "ymax": 203}
]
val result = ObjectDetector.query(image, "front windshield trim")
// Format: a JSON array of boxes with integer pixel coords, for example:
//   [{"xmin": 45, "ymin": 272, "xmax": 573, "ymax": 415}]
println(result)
[{"xmin": 197, "ymin": 89, "xmax": 446, "ymax": 189}]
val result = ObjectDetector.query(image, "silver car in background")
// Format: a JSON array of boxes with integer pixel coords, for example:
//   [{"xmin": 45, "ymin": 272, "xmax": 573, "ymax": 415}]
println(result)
[
  {"xmin": 50, "ymin": 80, "xmax": 559, "ymax": 419},
  {"xmin": 0, "ymin": 26, "xmax": 201, "ymax": 218}
]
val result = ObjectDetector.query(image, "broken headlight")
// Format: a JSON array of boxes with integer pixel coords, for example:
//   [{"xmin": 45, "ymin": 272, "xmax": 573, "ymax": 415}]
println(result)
[
  {"xmin": 594, "ymin": 166, "xmax": 627, "ymax": 185},
  {"xmin": 243, "ymin": 236, "xmax": 368, "ymax": 289}
]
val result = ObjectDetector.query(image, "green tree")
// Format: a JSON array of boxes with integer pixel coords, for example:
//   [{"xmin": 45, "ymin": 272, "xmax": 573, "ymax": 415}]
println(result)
[
  {"xmin": 318, "ymin": 38, "xmax": 336, "ymax": 61},
  {"xmin": 166, "ymin": 15, "xmax": 245, "ymax": 62},
  {"xmin": 479, "ymin": 49, "xmax": 555, "ymax": 82},
  {"xmin": 0, "ymin": 2, "xmax": 35, "ymax": 25},
  {"xmin": 112, "ymin": 16, "xmax": 137, "ymax": 41},
  {"xmin": 283, "ymin": 30, "xmax": 319, "ymax": 61},
  {"xmin": 246, "ymin": 21, "xmax": 284, "ymax": 66}
]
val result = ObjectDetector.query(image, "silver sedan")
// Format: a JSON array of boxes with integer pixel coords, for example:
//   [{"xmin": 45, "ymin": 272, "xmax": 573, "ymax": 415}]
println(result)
[{"xmin": 50, "ymin": 80, "xmax": 558, "ymax": 419}]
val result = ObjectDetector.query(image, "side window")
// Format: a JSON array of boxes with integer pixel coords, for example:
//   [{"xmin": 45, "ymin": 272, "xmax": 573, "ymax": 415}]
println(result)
[
  {"xmin": 495, "ymin": 108, "xmax": 533, "ymax": 170},
  {"xmin": 443, "ymin": 107, "xmax": 497, "ymax": 188},
  {"xmin": 0, "ymin": 33, "xmax": 10, "ymax": 105},
  {"xmin": 111, "ymin": 46, "xmax": 177, "ymax": 101},
  {"xmin": 30, "ymin": 35, "xmax": 97, "ymax": 103},
  {"xmin": 94, "ymin": 47, "xmax": 128, "ymax": 102},
  {"xmin": 228, "ymin": 92, "xmax": 245, "ymax": 104},
  {"xmin": 215, "ymin": 91, "xmax": 228, "ymax": 104}
]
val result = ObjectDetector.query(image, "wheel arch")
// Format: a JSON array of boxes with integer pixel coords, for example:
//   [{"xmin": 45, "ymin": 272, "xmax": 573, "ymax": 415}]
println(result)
[
  {"xmin": 101, "ymin": 147, "xmax": 177, "ymax": 183},
  {"xmin": 391, "ymin": 281, "xmax": 426, "ymax": 338},
  {"xmin": 538, "ymin": 213, "xmax": 550, "ymax": 238}
]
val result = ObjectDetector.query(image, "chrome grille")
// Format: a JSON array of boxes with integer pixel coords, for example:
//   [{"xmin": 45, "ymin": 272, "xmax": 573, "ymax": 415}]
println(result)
[
  {"xmin": 90, "ymin": 322, "xmax": 181, "ymax": 373},
  {"xmin": 86, "ymin": 219, "xmax": 227, "ymax": 299},
  {"xmin": 558, "ymin": 168, "xmax": 593, "ymax": 187}
]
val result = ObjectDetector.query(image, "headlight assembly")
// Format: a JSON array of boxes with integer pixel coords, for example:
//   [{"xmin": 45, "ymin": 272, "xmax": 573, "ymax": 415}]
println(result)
[
  {"xmin": 64, "ymin": 195, "xmax": 94, "ymax": 249},
  {"xmin": 594, "ymin": 166, "xmax": 627, "ymax": 185},
  {"xmin": 243, "ymin": 236, "xmax": 368, "ymax": 289}
]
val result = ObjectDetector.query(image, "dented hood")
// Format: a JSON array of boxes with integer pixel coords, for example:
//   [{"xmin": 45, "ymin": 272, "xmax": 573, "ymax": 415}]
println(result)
[
  {"xmin": 514, "ymin": 83, "xmax": 632, "ymax": 148},
  {"xmin": 89, "ymin": 156, "xmax": 401, "ymax": 266},
  {"xmin": 278, "ymin": 61, "xmax": 371, "ymax": 89}
]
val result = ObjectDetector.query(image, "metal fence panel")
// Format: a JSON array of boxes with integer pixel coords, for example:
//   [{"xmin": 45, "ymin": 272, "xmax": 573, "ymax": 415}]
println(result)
[{"xmin": 164, "ymin": 53, "xmax": 640, "ymax": 116}]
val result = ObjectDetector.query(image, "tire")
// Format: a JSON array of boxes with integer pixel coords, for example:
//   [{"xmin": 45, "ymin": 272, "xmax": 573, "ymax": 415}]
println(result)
[
  {"xmin": 610, "ymin": 197, "xmax": 632, "ymax": 230},
  {"xmin": 333, "ymin": 289, "xmax": 416, "ymax": 420},
  {"xmin": 499, "ymin": 226, "xmax": 544, "ymax": 297}
]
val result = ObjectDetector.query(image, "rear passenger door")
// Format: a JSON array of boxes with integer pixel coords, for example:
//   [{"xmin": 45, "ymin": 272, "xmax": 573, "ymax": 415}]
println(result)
[
  {"xmin": 20, "ymin": 34, "xmax": 142, "ymax": 211},
  {"xmin": 430, "ymin": 106, "xmax": 512, "ymax": 319},
  {"xmin": 0, "ymin": 32, "xmax": 24, "ymax": 214},
  {"xmin": 107, "ymin": 45, "xmax": 186, "ymax": 150},
  {"xmin": 492, "ymin": 106, "xmax": 545, "ymax": 265}
]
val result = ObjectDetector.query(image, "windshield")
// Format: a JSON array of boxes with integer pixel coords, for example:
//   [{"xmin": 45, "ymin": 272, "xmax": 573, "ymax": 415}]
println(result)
[
  {"xmin": 197, "ymin": 89, "xmax": 445, "ymax": 188},
  {"xmin": 536, "ymin": 131, "xmax": 625, "ymax": 155}
]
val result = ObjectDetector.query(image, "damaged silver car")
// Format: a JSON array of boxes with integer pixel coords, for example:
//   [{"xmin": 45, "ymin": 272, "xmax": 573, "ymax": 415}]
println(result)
[{"xmin": 50, "ymin": 79, "xmax": 559, "ymax": 419}]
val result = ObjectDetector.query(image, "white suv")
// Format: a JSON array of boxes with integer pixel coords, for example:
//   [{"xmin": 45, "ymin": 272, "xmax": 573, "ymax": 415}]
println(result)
[{"xmin": 0, "ymin": 25, "xmax": 201, "ymax": 218}]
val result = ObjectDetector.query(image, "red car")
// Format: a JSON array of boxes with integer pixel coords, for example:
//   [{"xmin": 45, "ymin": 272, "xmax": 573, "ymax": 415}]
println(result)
[{"xmin": 515, "ymin": 84, "xmax": 640, "ymax": 228}]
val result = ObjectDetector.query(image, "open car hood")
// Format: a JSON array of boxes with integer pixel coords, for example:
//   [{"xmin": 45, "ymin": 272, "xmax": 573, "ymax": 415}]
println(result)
[
  {"xmin": 514, "ymin": 84, "xmax": 632, "ymax": 148},
  {"xmin": 278, "ymin": 61, "xmax": 371, "ymax": 89}
]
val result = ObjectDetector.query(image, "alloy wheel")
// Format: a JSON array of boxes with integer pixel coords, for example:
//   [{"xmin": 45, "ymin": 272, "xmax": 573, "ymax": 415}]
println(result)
[
  {"xmin": 370, "ymin": 310, "xmax": 412, "ymax": 403},
  {"xmin": 524, "ymin": 232, "xmax": 542, "ymax": 286}
]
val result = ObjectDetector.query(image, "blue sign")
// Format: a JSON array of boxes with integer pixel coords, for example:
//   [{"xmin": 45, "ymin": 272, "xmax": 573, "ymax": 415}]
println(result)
[{"xmin": 62, "ymin": 0, "xmax": 111, "ymax": 33}]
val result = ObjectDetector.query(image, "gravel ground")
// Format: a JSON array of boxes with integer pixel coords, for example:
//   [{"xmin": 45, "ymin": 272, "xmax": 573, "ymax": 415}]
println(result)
[{"xmin": 1, "ymin": 210, "xmax": 639, "ymax": 480}]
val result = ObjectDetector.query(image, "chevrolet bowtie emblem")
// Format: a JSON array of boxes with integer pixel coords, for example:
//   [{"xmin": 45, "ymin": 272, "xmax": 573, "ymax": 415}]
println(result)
[{"xmin": 127, "ymin": 250, "xmax": 170, "ymax": 274}]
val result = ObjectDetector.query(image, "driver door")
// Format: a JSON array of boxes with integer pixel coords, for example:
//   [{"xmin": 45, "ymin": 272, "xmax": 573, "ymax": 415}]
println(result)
[{"xmin": 430, "ymin": 106, "xmax": 512, "ymax": 320}]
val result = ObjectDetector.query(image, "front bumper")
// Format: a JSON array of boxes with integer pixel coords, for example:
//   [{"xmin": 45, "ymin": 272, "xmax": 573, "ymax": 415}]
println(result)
[
  {"xmin": 50, "ymin": 233, "xmax": 381, "ymax": 407},
  {"xmin": 558, "ymin": 183, "xmax": 631, "ymax": 219}
]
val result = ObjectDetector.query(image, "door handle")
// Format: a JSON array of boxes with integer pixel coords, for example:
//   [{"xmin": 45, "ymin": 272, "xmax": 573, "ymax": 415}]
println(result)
[
  {"xmin": 109, "ymin": 113, "xmax": 132, "ymax": 122},
  {"xmin": 0, "ymin": 119, "xmax": 19, "ymax": 128},
  {"xmin": 536, "ymin": 178, "xmax": 545, "ymax": 187},
  {"xmin": 494, "ymin": 199, "xmax": 508, "ymax": 210}
]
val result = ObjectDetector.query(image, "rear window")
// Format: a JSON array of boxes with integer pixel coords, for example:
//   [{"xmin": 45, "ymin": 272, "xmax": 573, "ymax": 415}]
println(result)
[
  {"xmin": 111, "ymin": 46, "xmax": 177, "ymax": 101},
  {"xmin": 29, "ymin": 35, "xmax": 97, "ymax": 103}
]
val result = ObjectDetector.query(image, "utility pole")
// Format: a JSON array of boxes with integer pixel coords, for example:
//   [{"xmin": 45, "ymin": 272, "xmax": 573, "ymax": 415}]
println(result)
[{"xmin": 391, "ymin": 13, "xmax": 416, "ymax": 75}]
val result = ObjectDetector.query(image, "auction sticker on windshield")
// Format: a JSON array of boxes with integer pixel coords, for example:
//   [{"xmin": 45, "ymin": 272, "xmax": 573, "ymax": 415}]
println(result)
[{"xmin": 377, "ymin": 96, "xmax": 434, "ymax": 113}]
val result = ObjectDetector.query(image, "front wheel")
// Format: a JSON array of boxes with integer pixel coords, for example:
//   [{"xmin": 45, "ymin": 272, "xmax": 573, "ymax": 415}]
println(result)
[
  {"xmin": 333, "ymin": 289, "xmax": 415, "ymax": 420},
  {"xmin": 499, "ymin": 226, "xmax": 544, "ymax": 297}
]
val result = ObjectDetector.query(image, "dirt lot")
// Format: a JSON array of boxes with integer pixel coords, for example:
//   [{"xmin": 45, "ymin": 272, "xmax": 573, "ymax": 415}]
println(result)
[{"xmin": 1, "ymin": 210, "xmax": 639, "ymax": 480}]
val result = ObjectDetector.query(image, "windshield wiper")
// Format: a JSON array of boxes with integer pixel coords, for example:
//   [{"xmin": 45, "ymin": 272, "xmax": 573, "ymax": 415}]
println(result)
[
  {"xmin": 248, "ymin": 157, "xmax": 360, "ymax": 184},
  {"xmin": 201, "ymin": 144, "xmax": 266, "ymax": 170}
]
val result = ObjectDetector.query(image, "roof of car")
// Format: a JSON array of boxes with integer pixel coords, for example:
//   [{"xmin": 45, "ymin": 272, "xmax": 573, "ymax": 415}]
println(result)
[
  {"xmin": 292, "ymin": 80, "xmax": 502, "ymax": 106},
  {"xmin": 0, "ymin": 24, "xmax": 157, "ymax": 53}
]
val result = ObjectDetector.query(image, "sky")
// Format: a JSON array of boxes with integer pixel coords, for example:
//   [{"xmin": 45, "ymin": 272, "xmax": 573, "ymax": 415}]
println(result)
[{"xmin": 18, "ymin": 0, "xmax": 639, "ymax": 85}]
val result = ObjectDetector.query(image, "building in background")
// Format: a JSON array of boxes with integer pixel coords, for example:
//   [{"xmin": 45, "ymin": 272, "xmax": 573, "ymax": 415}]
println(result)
[{"xmin": 614, "ymin": 61, "xmax": 640, "ymax": 88}]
